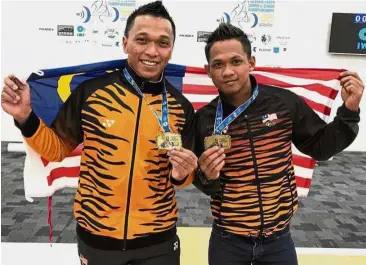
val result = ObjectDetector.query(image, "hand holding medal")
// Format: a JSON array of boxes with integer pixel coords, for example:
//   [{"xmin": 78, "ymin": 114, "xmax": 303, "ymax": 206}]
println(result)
[
  {"xmin": 168, "ymin": 147, "xmax": 198, "ymax": 180},
  {"xmin": 198, "ymin": 146, "xmax": 226, "ymax": 180}
]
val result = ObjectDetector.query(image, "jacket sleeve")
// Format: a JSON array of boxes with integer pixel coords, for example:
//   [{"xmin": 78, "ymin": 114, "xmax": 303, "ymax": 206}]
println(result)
[
  {"xmin": 192, "ymin": 109, "xmax": 222, "ymax": 196},
  {"xmin": 170, "ymin": 102, "xmax": 196, "ymax": 188},
  {"xmin": 15, "ymin": 83, "xmax": 85, "ymax": 162},
  {"xmin": 292, "ymin": 95, "xmax": 360, "ymax": 161}
]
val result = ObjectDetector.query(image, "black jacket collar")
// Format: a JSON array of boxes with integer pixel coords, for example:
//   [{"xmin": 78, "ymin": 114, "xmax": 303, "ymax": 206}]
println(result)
[{"xmin": 124, "ymin": 62, "xmax": 165, "ymax": 95}]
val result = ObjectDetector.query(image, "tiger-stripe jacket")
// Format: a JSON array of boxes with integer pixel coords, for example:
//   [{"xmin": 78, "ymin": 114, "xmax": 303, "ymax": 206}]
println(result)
[
  {"xmin": 16, "ymin": 63, "xmax": 195, "ymax": 250},
  {"xmin": 193, "ymin": 75, "xmax": 360, "ymax": 237}
]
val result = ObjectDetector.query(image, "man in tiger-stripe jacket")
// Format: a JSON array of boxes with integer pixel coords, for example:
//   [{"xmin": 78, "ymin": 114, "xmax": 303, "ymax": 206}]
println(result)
[
  {"xmin": 1, "ymin": 2, "xmax": 198, "ymax": 265},
  {"xmin": 193, "ymin": 23, "xmax": 364, "ymax": 265}
]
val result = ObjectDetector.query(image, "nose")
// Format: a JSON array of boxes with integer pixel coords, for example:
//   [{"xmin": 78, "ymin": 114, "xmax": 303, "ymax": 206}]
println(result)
[
  {"xmin": 222, "ymin": 65, "xmax": 235, "ymax": 78},
  {"xmin": 144, "ymin": 42, "xmax": 158, "ymax": 57}
]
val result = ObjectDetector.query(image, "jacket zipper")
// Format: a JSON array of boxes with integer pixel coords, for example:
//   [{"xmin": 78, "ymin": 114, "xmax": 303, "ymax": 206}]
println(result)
[
  {"xmin": 218, "ymin": 182, "xmax": 226, "ymax": 224},
  {"xmin": 245, "ymin": 115, "xmax": 265, "ymax": 236},
  {"xmin": 123, "ymin": 82, "xmax": 144, "ymax": 250}
]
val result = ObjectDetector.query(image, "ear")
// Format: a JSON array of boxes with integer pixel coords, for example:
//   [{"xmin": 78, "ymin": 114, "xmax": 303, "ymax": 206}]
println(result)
[
  {"xmin": 122, "ymin": 36, "xmax": 128, "ymax": 54},
  {"xmin": 249, "ymin": 56, "xmax": 256, "ymax": 72},
  {"xmin": 204, "ymin": 64, "xmax": 211, "ymax": 78}
]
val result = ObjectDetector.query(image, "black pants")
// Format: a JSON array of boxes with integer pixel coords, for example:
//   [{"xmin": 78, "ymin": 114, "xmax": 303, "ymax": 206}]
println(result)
[
  {"xmin": 209, "ymin": 224, "xmax": 298, "ymax": 265},
  {"xmin": 77, "ymin": 234, "xmax": 180, "ymax": 265}
]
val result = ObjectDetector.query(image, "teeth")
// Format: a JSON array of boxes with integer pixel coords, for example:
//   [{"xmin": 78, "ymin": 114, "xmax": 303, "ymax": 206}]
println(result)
[{"xmin": 141, "ymin": 60, "xmax": 158, "ymax": 66}]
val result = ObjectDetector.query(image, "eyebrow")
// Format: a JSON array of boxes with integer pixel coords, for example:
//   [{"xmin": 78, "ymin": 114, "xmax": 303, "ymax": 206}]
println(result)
[
  {"xmin": 211, "ymin": 55, "xmax": 245, "ymax": 63},
  {"xmin": 211, "ymin": 59, "xmax": 222, "ymax": 64},
  {"xmin": 230, "ymin": 55, "xmax": 245, "ymax": 60},
  {"xmin": 135, "ymin": 32, "xmax": 171, "ymax": 40}
]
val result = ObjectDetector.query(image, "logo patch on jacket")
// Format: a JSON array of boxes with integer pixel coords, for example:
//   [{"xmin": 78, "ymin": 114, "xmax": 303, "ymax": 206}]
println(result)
[
  {"xmin": 174, "ymin": 240, "xmax": 179, "ymax": 251},
  {"xmin": 102, "ymin": 119, "xmax": 115, "ymax": 128},
  {"xmin": 262, "ymin": 113, "xmax": 278, "ymax": 127}
]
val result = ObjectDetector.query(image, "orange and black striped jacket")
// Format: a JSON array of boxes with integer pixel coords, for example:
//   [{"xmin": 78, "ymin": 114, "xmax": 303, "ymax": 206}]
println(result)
[
  {"xmin": 194, "ymin": 75, "xmax": 359, "ymax": 238},
  {"xmin": 16, "ymin": 63, "xmax": 195, "ymax": 250}
]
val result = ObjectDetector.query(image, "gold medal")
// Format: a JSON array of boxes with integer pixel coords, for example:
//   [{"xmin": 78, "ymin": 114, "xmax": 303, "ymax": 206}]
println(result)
[
  {"xmin": 156, "ymin": 132, "xmax": 182, "ymax": 150},
  {"xmin": 204, "ymin": 134, "xmax": 231, "ymax": 150}
]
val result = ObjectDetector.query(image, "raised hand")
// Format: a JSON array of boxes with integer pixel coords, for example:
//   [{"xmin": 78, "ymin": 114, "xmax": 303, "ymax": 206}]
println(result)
[
  {"xmin": 2, "ymin": 74, "xmax": 32, "ymax": 123},
  {"xmin": 340, "ymin": 71, "xmax": 364, "ymax": 112}
]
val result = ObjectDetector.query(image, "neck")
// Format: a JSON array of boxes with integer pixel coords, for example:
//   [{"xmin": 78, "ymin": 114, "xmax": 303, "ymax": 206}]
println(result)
[{"xmin": 223, "ymin": 83, "xmax": 252, "ymax": 107}]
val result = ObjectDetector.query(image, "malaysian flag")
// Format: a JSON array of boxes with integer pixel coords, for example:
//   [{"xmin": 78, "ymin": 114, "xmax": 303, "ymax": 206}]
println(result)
[{"xmin": 23, "ymin": 59, "xmax": 343, "ymax": 202}]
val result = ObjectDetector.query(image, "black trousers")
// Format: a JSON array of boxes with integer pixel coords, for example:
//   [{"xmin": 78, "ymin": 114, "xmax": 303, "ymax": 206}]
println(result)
[
  {"xmin": 77, "ymin": 234, "xmax": 180, "ymax": 265},
  {"xmin": 209, "ymin": 223, "xmax": 298, "ymax": 265}
]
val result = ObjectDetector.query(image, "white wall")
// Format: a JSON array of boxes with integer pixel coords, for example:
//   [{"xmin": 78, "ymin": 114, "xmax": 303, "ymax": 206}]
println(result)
[{"xmin": 1, "ymin": 0, "xmax": 366, "ymax": 150}]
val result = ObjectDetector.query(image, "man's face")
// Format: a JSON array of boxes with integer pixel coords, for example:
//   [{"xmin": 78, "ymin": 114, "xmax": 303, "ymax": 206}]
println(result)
[
  {"xmin": 205, "ymin": 39, "xmax": 255, "ymax": 96},
  {"xmin": 123, "ymin": 15, "xmax": 174, "ymax": 81}
]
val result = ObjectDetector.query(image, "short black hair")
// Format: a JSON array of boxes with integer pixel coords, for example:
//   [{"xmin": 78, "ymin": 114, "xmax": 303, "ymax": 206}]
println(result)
[
  {"xmin": 205, "ymin": 23, "xmax": 252, "ymax": 62},
  {"xmin": 124, "ymin": 1, "xmax": 176, "ymax": 42}
]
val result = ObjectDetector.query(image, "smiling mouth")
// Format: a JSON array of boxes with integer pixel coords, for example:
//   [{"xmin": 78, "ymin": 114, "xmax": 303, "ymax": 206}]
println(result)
[
  {"xmin": 224, "ymin": 80, "xmax": 237, "ymax": 84},
  {"xmin": 140, "ymin": 60, "xmax": 160, "ymax": 66}
]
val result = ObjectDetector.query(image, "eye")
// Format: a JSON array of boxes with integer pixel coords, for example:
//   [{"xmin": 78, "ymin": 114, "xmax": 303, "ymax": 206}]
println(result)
[
  {"xmin": 212, "ymin": 62, "xmax": 223, "ymax": 69},
  {"xmin": 136, "ymin": 38, "xmax": 147, "ymax": 44},
  {"xmin": 159, "ymin": 41, "xmax": 170, "ymax": 47},
  {"xmin": 232, "ymin": 59, "xmax": 243, "ymax": 65}
]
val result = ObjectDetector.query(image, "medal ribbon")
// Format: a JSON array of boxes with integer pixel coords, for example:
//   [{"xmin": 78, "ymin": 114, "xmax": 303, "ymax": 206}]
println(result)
[
  {"xmin": 214, "ymin": 86, "xmax": 259, "ymax": 135},
  {"xmin": 123, "ymin": 68, "xmax": 170, "ymax": 133}
]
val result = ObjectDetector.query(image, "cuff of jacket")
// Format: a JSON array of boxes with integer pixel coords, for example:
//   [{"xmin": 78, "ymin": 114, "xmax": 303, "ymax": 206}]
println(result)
[
  {"xmin": 197, "ymin": 169, "xmax": 221, "ymax": 192},
  {"xmin": 170, "ymin": 175, "xmax": 189, "ymax": 186},
  {"xmin": 338, "ymin": 104, "xmax": 361, "ymax": 120},
  {"xmin": 14, "ymin": 110, "xmax": 40, "ymax": 138}
]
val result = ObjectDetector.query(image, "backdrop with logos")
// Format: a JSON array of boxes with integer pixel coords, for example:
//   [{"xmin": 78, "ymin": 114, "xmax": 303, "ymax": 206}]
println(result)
[{"xmin": 2, "ymin": 0, "xmax": 366, "ymax": 150}]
